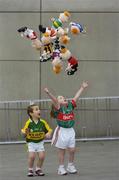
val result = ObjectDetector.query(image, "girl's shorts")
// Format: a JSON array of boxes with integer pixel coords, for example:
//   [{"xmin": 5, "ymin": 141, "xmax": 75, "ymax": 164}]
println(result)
[
  {"xmin": 52, "ymin": 126, "xmax": 75, "ymax": 149},
  {"xmin": 27, "ymin": 141, "xmax": 45, "ymax": 152}
]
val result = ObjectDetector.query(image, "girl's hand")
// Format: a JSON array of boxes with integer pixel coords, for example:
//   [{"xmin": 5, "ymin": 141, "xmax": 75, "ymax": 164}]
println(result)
[
  {"xmin": 44, "ymin": 87, "xmax": 49, "ymax": 94},
  {"xmin": 81, "ymin": 81, "xmax": 88, "ymax": 89}
]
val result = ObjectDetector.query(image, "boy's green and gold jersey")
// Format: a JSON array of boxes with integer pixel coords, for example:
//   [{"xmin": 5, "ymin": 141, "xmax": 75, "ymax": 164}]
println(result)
[{"xmin": 21, "ymin": 118, "xmax": 52, "ymax": 143}]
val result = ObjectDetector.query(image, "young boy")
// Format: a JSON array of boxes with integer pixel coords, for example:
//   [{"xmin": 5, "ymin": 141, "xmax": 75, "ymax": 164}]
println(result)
[
  {"xmin": 44, "ymin": 81, "xmax": 88, "ymax": 175},
  {"xmin": 21, "ymin": 104, "xmax": 52, "ymax": 177}
]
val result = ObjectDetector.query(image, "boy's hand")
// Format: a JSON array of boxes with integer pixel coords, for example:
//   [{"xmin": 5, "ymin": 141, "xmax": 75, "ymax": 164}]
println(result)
[
  {"xmin": 45, "ymin": 132, "xmax": 52, "ymax": 139},
  {"xmin": 21, "ymin": 128, "xmax": 30, "ymax": 138},
  {"xmin": 25, "ymin": 128, "xmax": 30, "ymax": 134}
]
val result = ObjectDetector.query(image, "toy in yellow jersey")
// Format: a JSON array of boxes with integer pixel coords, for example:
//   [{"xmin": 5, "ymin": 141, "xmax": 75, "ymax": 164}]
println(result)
[{"xmin": 21, "ymin": 118, "xmax": 52, "ymax": 143}]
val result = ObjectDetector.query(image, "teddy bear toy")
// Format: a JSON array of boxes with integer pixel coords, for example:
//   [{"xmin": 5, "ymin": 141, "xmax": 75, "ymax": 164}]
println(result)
[
  {"xmin": 41, "ymin": 32, "xmax": 53, "ymax": 53},
  {"xmin": 51, "ymin": 49, "xmax": 62, "ymax": 74},
  {"xmin": 51, "ymin": 11, "xmax": 70, "ymax": 29},
  {"xmin": 17, "ymin": 26, "xmax": 42, "ymax": 50},
  {"xmin": 52, "ymin": 56, "xmax": 62, "ymax": 74},
  {"xmin": 69, "ymin": 22, "xmax": 86, "ymax": 35},
  {"xmin": 17, "ymin": 26, "xmax": 37, "ymax": 40},
  {"xmin": 60, "ymin": 46, "xmax": 79, "ymax": 75},
  {"xmin": 39, "ymin": 24, "xmax": 57, "ymax": 40},
  {"xmin": 40, "ymin": 50, "xmax": 51, "ymax": 62},
  {"xmin": 39, "ymin": 32, "xmax": 54, "ymax": 62}
]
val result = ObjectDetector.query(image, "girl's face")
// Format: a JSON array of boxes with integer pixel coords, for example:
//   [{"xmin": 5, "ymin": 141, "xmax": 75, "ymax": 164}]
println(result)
[
  {"xmin": 57, "ymin": 96, "xmax": 68, "ymax": 105},
  {"xmin": 30, "ymin": 106, "xmax": 41, "ymax": 120}
]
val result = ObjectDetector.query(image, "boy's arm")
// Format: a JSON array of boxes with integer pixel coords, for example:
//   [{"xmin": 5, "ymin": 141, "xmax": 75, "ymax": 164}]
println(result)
[
  {"xmin": 41, "ymin": 119, "xmax": 53, "ymax": 139},
  {"xmin": 44, "ymin": 87, "xmax": 60, "ymax": 109},
  {"xmin": 21, "ymin": 120, "xmax": 30, "ymax": 137},
  {"xmin": 73, "ymin": 81, "xmax": 88, "ymax": 102}
]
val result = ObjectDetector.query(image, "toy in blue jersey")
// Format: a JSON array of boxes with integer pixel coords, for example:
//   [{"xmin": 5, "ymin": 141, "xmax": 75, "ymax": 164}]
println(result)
[
  {"xmin": 52, "ymin": 100, "xmax": 77, "ymax": 128},
  {"xmin": 70, "ymin": 22, "xmax": 84, "ymax": 33}
]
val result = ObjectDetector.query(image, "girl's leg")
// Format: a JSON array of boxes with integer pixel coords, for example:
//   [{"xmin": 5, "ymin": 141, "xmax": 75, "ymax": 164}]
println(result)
[
  {"xmin": 67, "ymin": 147, "xmax": 77, "ymax": 174},
  {"xmin": 68, "ymin": 147, "xmax": 76, "ymax": 163},
  {"xmin": 57, "ymin": 148, "xmax": 67, "ymax": 175},
  {"xmin": 58, "ymin": 148, "xmax": 65, "ymax": 165}
]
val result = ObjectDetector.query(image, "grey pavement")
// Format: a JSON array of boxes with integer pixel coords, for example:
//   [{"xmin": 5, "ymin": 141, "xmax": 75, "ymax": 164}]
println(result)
[{"xmin": 0, "ymin": 141, "xmax": 119, "ymax": 180}]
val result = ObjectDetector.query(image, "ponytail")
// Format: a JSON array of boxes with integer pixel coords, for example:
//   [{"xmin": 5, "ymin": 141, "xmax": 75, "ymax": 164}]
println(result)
[{"xmin": 50, "ymin": 104, "xmax": 56, "ymax": 118}]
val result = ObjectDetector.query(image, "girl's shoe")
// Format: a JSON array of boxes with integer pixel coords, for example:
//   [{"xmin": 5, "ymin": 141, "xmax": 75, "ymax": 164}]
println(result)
[
  {"xmin": 58, "ymin": 166, "xmax": 67, "ymax": 175},
  {"xmin": 67, "ymin": 164, "xmax": 77, "ymax": 174}
]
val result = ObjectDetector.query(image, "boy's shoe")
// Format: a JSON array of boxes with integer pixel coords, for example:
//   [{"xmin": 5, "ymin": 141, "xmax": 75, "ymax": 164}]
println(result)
[
  {"xmin": 27, "ymin": 169, "xmax": 34, "ymax": 177},
  {"xmin": 35, "ymin": 169, "xmax": 45, "ymax": 176},
  {"xmin": 67, "ymin": 164, "xmax": 77, "ymax": 174},
  {"xmin": 58, "ymin": 166, "xmax": 67, "ymax": 175}
]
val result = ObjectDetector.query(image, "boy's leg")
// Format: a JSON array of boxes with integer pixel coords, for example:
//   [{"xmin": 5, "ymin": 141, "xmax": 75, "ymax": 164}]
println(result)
[
  {"xmin": 27, "ymin": 152, "xmax": 35, "ymax": 176},
  {"xmin": 35, "ymin": 151, "xmax": 45, "ymax": 176},
  {"xmin": 37, "ymin": 151, "xmax": 45, "ymax": 168}
]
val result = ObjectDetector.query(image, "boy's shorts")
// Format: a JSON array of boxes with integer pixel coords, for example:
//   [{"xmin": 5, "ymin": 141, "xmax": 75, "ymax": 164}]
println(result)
[
  {"xmin": 54, "ymin": 127, "xmax": 75, "ymax": 149},
  {"xmin": 27, "ymin": 141, "xmax": 45, "ymax": 152}
]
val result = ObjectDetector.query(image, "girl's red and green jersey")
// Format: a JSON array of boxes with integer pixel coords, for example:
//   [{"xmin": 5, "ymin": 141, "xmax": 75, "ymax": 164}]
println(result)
[
  {"xmin": 21, "ymin": 119, "xmax": 52, "ymax": 143},
  {"xmin": 53, "ymin": 99, "xmax": 77, "ymax": 128}
]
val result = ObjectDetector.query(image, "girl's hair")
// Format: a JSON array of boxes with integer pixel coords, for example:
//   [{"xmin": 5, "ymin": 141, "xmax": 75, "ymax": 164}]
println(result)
[
  {"xmin": 50, "ymin": 104, "xmax": 55, "ymax": 118},
  {"xmin": 27, "ymin": 104, "xmax": 38, "ymax": 119}
]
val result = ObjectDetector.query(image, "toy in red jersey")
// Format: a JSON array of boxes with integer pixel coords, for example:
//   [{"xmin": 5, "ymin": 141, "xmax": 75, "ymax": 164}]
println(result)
[
  {"xmin": 39, "ymin": 25, "xmax": 57, "ymax": 39},
  {"xmin": 60, "ymin": 46, "xmax": 78, "ymax": 75}
]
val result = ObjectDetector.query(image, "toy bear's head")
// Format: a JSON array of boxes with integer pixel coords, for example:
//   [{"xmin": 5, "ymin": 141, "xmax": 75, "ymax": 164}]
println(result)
[
  {"xmin": 39, "ymin": 25, "xmax": 57, "ymax": 39},
  {"xmin": 60, "ymin": 46, "xmax": 71, "ymax": 60},
  {"xmin": 70, "ymin": 22, "xmax": 80, "ymax": 35},
  {"xmin": 59, "ymin": 11, "xmax": 70, "ymax": 23},
  {"xmin": 41, "ymin": 32, "xmax": 52, "ymax": 45},
  {"xmin": 59, "ymin": 35, "xmax": 70, "ymax": 45},
  {"xmin": 57, "ymin": 27, "xmax": 69, "ymax": 36},
  {"xmin": 70, "ymin": 22, "xmax": 86, "ymax": 35},
  {"xmin": 52, "ymin": 56, "xmax": 62, "ymax": 74}
]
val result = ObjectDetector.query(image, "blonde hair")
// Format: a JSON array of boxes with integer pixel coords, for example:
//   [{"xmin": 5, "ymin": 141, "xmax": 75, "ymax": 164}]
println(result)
[{"xmin": 50, "ymin": 104, "xmax": 55, "ymax": 118}]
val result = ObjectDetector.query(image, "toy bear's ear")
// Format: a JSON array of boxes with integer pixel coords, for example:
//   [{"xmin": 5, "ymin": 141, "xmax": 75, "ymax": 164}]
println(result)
[
  {"xmin": 64, "ymin": 11, "xmax": 70, "ymax": 17},
  {"xmin": 39, "ymin": 25, "xmax": 46, "ymax": 33},
  {"xmin": 17, "ymin": 26, "xmax": 27, "ymax": 33}
]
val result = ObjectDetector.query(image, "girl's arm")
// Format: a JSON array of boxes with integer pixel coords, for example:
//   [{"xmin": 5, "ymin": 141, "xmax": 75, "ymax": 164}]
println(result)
[
  {"xmin": 73, "ymin": 81, "xmax": 88, "ymax": 102},
  {"xmin": 44, "ymin": 88, "xmax": 60, "ymax": 109}
]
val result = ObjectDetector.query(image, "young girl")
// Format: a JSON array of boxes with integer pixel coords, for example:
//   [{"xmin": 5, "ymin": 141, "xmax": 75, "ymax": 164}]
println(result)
[
  {"xmin": 21, "ymin": 104, "xmax": 52, "ymax": 177},
  {"xmin": 44, "ymin": 81, "xmax": 88, "ymax": 175}
]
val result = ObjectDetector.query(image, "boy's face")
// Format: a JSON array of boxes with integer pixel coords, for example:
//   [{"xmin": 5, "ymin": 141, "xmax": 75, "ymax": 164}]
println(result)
[{"xmin": 30, "ymin": 106, "xmax": 41, "ymax": 119}]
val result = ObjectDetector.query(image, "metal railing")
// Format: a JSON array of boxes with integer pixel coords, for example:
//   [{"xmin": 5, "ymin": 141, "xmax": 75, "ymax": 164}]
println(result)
[{"xmin": 0, "ymin": 96, "xmax": 119, "ymax": 144}]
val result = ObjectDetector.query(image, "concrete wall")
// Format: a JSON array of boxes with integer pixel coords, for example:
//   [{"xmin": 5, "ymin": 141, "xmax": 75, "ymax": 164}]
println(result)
[
  {"xmin": 0, "ymin": 0, "xmax": 119, "ymax": 140},
  {"xmin": 0, "ymin": 0, "xmax": 118, "ymax": 101}
]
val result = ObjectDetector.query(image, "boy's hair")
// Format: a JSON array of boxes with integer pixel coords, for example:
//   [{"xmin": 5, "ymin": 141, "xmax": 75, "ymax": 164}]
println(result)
[{"xmin": 27, "ymin": 104, "xmax": 38, "ymax": 119}]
